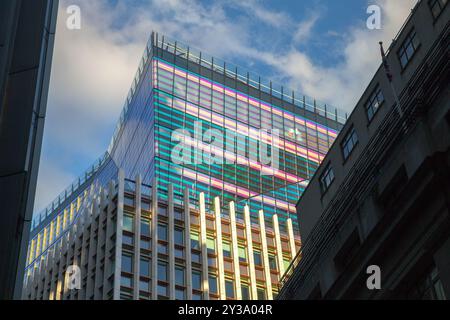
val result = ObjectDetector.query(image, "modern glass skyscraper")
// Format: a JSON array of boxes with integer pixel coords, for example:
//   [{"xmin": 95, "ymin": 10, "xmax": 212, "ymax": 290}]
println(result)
[
  {"xmin": 24, "ymin": 32, "xmax": 346, "ymax": 300},
  {"xmin": 106, "ymin": 32, "xmax": 345, "ymax": 232}
]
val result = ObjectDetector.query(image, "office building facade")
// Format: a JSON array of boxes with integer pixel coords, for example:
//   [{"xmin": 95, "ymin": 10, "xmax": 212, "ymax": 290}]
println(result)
[
  {"xmin": 278, "ymin": 0, "xmax": 450, "ymax": 300},
  {"xmin": 24, "ymin": 32, "xmax": 345, "ymax": 299},
  {"xmin": 23, "ymin": 170, "xmax": 300, "ymax": 300}
]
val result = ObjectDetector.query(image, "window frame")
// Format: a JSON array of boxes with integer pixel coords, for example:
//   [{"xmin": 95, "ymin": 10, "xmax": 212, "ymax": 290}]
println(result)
[
  {"xmin": 319, "ymin": 163, "xmax": 335, "ymax": 194},
  {"xmin": 428, "ymin": 0, "xmax": 448, "ymax": 20},
  {"xmin": 340, "ymin": 126, "xmax": 359, "ymax": 161},
  {"xmin": 397, "ymin": 28, "xmax": 420, "ymax": 70},
  {"xmin": 365, "ymin": 85, "xmax": 385, "ymax": 123}
]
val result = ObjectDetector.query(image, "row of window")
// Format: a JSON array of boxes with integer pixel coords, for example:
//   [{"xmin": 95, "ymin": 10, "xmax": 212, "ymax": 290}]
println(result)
[{"xmin": 317, "ymin": 7, "xmax": 449, "ymax": 194}]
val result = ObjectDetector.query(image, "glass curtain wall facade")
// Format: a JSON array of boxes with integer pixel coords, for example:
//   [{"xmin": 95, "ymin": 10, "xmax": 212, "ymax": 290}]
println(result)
[{"xmin": 108, "ymin": 32, "xmax": 345, "ymax": 234}]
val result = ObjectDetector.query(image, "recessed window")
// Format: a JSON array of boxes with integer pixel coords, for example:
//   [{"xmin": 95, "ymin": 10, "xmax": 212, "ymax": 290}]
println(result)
[
  {"xmin": 398, "ymin": 29, "xmax": 420, "ymax": 69},
  {"xmin": 158, "ymin": 224, "xmax": 168, "ymax": 241},
  {"xmin": 157, "ymin": 284, "xmax": 168, "ymax": 297},
  {"xmin": 341, "ymin": 127, "xmax": 359, "ymax": 160},
  {"xmin": 140, "ymin": 218, "xmax": 150, "ymax": 237},
  {"xmin": 241, "ymin": 285, "xmax": 250, "ymax": 300},
  {"xmin": 223, "ymin": 242, "xmax": 232, "ymax": 258},
  {"xmin": 206, "ymin": 237, "xmax": 216, "ymax": 254},
  {"xmin": 190, "ymin": 233, "xmax": 200, "ymax": 250},
  {"xmin": 238, "ymin": 246, "xmax": 247, "ymax": 262},
  {"xmin": 208, "ymin": 275, "xmax": 218, "ymax": 294},
  {"xmin": 140, "ymin": 258, "xmax": 150, "ymax": 277},
  {"xmin": 121, "ymin": 253, "xmax": 133, "ymax": 274},
  {"xmin": 429, "ymin": 0, "xmax": 448, "ymax": 19},
  {"xmin": 253, "ymin": 251, "xmax": 262, "ymax": 266},
  {"xmin": 139, "ymin": 279, "xmax": 150, "ymax": 292},
  {"xmin": 175, "ymin": 288, "xmax": 185, "ymax": 300},
  {"xmin": 158, "ymin": 261, "xmax": 168, "ymax": 282},
  {"xmin": 320, "ymin": 164, "xmax": 335, "ymax": 193},
  {"xmin": 268, "ymin": 254, "xmax": 277, "ymax": 271},
  {"xmin": 123, "ymin": 214, "xmax": 134, "ymax": 233},
  {"xmin": 175, "ymin": 228, "xmax": 184, "ymax": 245},
  {"xmin": 365, "ymin": 86, "xmax": 384, "ymax": 122},
  {"xmin": 123, "ymin": 234, "xmax": 133, "ymax": 246},
  {"xmin": 257, "ymin": 288, "xmax": 266, "ymax": 300},
  {"xmin": 175, "ymin": 266, "xmax": 185, "ymax": 286},
  {"xmin": 192, "ymin": 271, "xmax": 202, "ymax": 290},
  {"xmin": 120, "ymin": 275, "xmax": 132, "ymax": 288},
  {"xmin": 124, "ymin": 195, "xmax": 135, "ymax": 207},
  {"xmin": 140, "ymin": 238, "xmax": 150, "ymax": 250},
  {"xmin": 225, "ymin": 280, "xmax": 235, "ymax": 298}
]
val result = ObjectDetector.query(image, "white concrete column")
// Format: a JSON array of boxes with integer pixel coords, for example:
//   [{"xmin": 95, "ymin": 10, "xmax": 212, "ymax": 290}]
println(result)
[
  {"xmin": 184, "ymin": 188, "xmax": 192, "ymax": 299},
  {"xmin": 272, "ymin": 214, "xmax": 285, "ymax": 278},
  {"xmin": 286, "ymin": 218, "xmax": 297, "ymax": 261},
  {"xmin": 113, "ymin": 169, "xmax": 125, "ymax": 300},
  {"xmin": 133, "ymin": 175, "xmax": 142, "ymax": 300},
  {"xmin": 151, "ymin": 178, "xmax": 158, "ymax": 300},
  {"xmin": 244, "ymin": 205, "xmax": 257, "ymax": 300},
  {"xmin": 258, "ymin": 210, "xmax": 273, "ymax": 300},
  {"xmin": 214, "ymin": 197, "xmax": 226, "ymax": 300},
  {"xmin": 168, "ymin": 184, "xmax": 176, "ymax": 300},
  {"xmin": 199, "ymin": 192, "xmax": 210, "ymax": 299},
  {"xmin": 229, "ymin": 202, "xmax": 242, "ymax": 300}
]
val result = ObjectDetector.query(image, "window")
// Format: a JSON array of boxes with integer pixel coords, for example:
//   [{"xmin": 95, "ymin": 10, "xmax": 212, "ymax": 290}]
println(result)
[
  {"xmin": 140, "ymin": 258, "xmax": 150, "ymax": 277},
  {"xmin": 124, "ymin": 195, "xmax": 135, "ymax": 207},
  {"xmin": 123, "ymin": 234, "xmax": 133, "ymax": 246},
  {"xmin": 158, "ymin": 224, "xmax": 168, "ymax": 241},
  {"xmin": 398, "ymin": 29, "xmax": 420, "ymax": 69},
  {"xmin": 141, "ymin": 200, "xmax": 150, "ymax": 211},
  {"xmin": 223, "ymin": 242, "xmax": 232, "ymax": 258},
  {"xmin": 140, "ymin": 239, "xmax": 150, "ymax": 250},
  {"xmin": 341, "ymin": 127, "xmax": 358, "ymax": 160},
  {"xmin": 121, "ymin": 253, "xmax": 133, "ymax": 273},
  {"xmin": 158, "ymin": 284, "xmax": 168, "ymax": 297},
  {"xmin": 158, "ymin": 205, "xmax": 167, "ymax": 216},
  {"xmin": 238, "ymin": 246, "xmax": 247, "ymax": 262},
  {"xmin": 192, "ymin": 293, "xmax": 202, "ymax": 300},
  {"xmin": 365, "ymin": 86, "xmax": 384, "ymax": 122},
  {"xmin": 175, "ymin": 288, "xmax": 185, "ymax": 300},
  {"xmin": 175, "ymin": 208, "xmax": 183, "ymax": 220},
  {"xmin": 241, "ymin": 285, "xmax": 250, "ymax": 300},
  {"xmin": 257, "ymin": 288, "xmax": 266, "ymax": 300},
  {"xmin": 141, "ymin": 218, "xmax": 150, "ymax": 237},
  {"xmin": 429, "ymin": 0, "xmax": 448, "ymax": 19},
  {"xmin": 253, "ymin": 251, "xmax": 262, "ymax": 266},
  {"xmin": 207, "ymin": 237, "xmax": 216, "ymax": 254},
  {"xmin": 121, "ymin": 275, "xmax": 132, "ymax": 288},
  {"xmin": 123, "ymin": 214, "xmax": 134, "ymax": 232},
  {"xmin": 320, "ymin": 164, "xmax": 335, "ymax": 193},
  {"xmin": 158, "ymin": 262, "xmax": 168, "ymax": 282},
  {"xmin": 209, "ymin": 275, "xmax": 218, "ymax": 294},
  {"xmin": 139, "ymin": 279, "xmax": 150, "ymax": 292},
  {"xmin": 158, "ymin": 243, "xmax": 168, "ymax": 255},
  {"xmin": 268, "ymin": 254, "xmax": 277, "ymax": 271},
  {"xmin": 175, "ymin": 228, "xmax": 184, "ymax": 245},
  {"xmin": 225, "ymin": 280, "xmax": 235, "ymax": 298},
  {"xmin": 191, "ymin": 233, "xmax": 200, "ymax": 250},
  {"xmin": 192, "ymin": 271, "xmax": 202, "ymax": 290},
  {"xmin": 175, "ymin": 267, "xmax": 185, "ymax": 286}
]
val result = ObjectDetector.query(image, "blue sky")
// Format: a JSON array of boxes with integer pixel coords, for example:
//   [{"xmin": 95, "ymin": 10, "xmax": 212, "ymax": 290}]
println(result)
[{"xmin": 34, "ymin": 0, "xmax": 417, "ymax": 215}]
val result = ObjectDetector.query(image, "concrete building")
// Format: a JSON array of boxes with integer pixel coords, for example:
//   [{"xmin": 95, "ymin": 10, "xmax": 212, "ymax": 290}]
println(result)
[
  {"xmin": 0, "ymin": 0, "xmax": 58, "ymax": 299},
  {"xmin": 278, "ymin": 0, "xmax": 449, "ymax": 300},
  {"xmin": 23, "ymin": 170, "xmax": 300, "ymax": 300}
]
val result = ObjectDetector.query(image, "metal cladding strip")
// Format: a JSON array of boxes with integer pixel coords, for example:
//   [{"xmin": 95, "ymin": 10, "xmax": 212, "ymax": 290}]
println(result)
[
  {"xmin": 168, "ymin": 184, "xmax": 176, "ymax": 299},
  {"xmin": 133, "ymin": 175, "xmax": 143, "ymax": 300},
  {"xmin": 113, "ymin": 169, "xmax": 125, "ymax": 300},
  {"xmin": 214, "ymin": 197, "xmax": 226, "ymax": 300},
  {"xmin": 244, "ymin": 205, "xmax": 258, "ymax": 300},
  {"xmin": 258, "ymin": 210, "xmax": 273, "ymax": 299},
  {"xmin": 151, "ymin": 177, "xmax": 159, "ymax": 300},
  {"xmin": 198, "ymin": 192, "xmax": 210, "ymax": 299},
  {"xmin": 273, "ymin": 214, "xmax": 285, "ymax": 277},
  {"xmin": 229, "ymin": 201, "xmax": 242, "ymax": 300},
  {"xmin": 184, "ymin": 188, "xmax": 193, "ymax": 299},
  {"xmin": 286, "ymin": 218, "xmax": 297, "ymax": 261}
]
